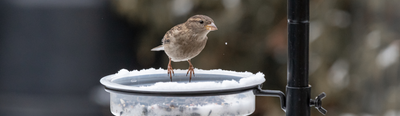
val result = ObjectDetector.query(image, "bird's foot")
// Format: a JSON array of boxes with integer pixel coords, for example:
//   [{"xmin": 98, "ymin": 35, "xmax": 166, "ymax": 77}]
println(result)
[
  {"xmin": 186, "ymin": 66, "xmax": 195, "ymax": 82},
  {"xmin": 168, "ymin": 65, "xmax": 174, "ymax": 82},
  {"xmin": 167, "ymin": 58, "xmax": 174, "ymax": 82}
]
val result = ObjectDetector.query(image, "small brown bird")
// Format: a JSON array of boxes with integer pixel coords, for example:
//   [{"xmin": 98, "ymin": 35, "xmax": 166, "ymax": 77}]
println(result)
[{"xmin": 151, "ymin": 15, "xmax": 218, "ymax": 82}]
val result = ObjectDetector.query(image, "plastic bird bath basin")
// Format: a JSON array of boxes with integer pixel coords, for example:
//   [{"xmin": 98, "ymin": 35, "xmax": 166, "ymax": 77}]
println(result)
[{"xmin": 100, "ymin": 68, "xmax": 284, "ymax": 116}]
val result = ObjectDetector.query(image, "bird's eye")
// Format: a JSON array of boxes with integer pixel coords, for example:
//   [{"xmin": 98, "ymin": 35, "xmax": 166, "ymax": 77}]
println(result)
[{"xmin": 199, "ymin": 20, "xmax": 204, "ymax": 24}]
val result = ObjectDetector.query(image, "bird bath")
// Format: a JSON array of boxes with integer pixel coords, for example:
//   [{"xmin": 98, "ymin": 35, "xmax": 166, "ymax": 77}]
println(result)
[
  {"xmin": 100, "ymin": 68, "xmax": 285, "ymax": 116},
  {"xmin": 107, "ymin": 89, "xmax": 255, "ymax": 116}
]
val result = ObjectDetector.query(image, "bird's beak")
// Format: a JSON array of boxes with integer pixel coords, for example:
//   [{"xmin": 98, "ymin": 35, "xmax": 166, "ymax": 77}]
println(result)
[{"xmin": 206, "ymin": 22, "xmax": 218, "ymax": 31}]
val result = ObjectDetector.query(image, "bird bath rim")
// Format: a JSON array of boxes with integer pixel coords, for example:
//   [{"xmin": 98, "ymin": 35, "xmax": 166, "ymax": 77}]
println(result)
[{"xmin": 100, "ymin": 68, "xmax": 266, "ymax": 95}]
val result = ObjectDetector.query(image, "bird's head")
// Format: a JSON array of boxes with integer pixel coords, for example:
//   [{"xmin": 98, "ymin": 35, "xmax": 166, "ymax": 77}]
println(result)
[{"xmin": 186, "ymin": 15, "xmax": 218, "ymax": 32}]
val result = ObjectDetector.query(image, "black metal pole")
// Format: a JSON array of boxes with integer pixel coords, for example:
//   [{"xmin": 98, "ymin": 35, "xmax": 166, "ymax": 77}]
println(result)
[{"xmin": 286, "ymin": 0, "xmax": 311, "ymax": 116}]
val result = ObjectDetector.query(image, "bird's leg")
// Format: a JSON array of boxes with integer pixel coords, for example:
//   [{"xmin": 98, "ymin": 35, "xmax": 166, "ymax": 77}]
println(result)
[
  {"xmin": 167, "ymin": 58, "xmax": 174, "ymax": 81},
  {"xmin": 186, "ymin": 60, "xmax": 195, "ymax": 82}
]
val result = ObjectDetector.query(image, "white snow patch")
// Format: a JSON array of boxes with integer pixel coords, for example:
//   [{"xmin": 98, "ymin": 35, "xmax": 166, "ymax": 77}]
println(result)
[
  {"xmin": 328, "ymin": 59, "xmax": 349, "ymax": 89},
  {"xmin": 377, "ymin": 42, "xmax": 399, "ymax": 69}
]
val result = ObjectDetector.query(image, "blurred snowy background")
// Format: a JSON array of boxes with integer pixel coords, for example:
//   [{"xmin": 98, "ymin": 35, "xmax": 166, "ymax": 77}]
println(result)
[{"xmin": 0, "ymin": 0, "xmax": 399, "ymax": 116}]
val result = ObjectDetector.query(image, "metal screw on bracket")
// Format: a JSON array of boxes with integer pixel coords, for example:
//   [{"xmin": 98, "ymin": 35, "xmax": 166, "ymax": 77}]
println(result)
[{"xmin": 310, "ymin": 92, "xmax": 327, "ymax": 115}]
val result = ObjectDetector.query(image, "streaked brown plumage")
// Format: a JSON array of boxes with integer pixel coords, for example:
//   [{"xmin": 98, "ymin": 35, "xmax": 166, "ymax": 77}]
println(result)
[{"xmin": 151, "ymin": 15, "xmax": 218, "ymax": 82}]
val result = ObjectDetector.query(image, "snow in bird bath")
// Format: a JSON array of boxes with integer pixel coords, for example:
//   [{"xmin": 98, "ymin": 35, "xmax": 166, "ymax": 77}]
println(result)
[{"xmin": 107, "ymin": 68, "xmax": 265, "ymax": 92}]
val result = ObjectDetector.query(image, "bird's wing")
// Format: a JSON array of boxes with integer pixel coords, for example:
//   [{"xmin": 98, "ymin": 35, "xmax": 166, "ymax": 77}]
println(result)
[
  {"xmin": 151, "ymin": 23, "xmax": 183, "ymax": 51},
  {"xmin": 151, "ymin": 45, "xmax": 164, "ymax": 51}
]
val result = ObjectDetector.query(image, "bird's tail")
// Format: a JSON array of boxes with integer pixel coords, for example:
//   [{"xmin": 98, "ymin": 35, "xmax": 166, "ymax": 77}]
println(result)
[{"xmin": 151, "ymin": 45, "xmax": 164, "ymax": 51}]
